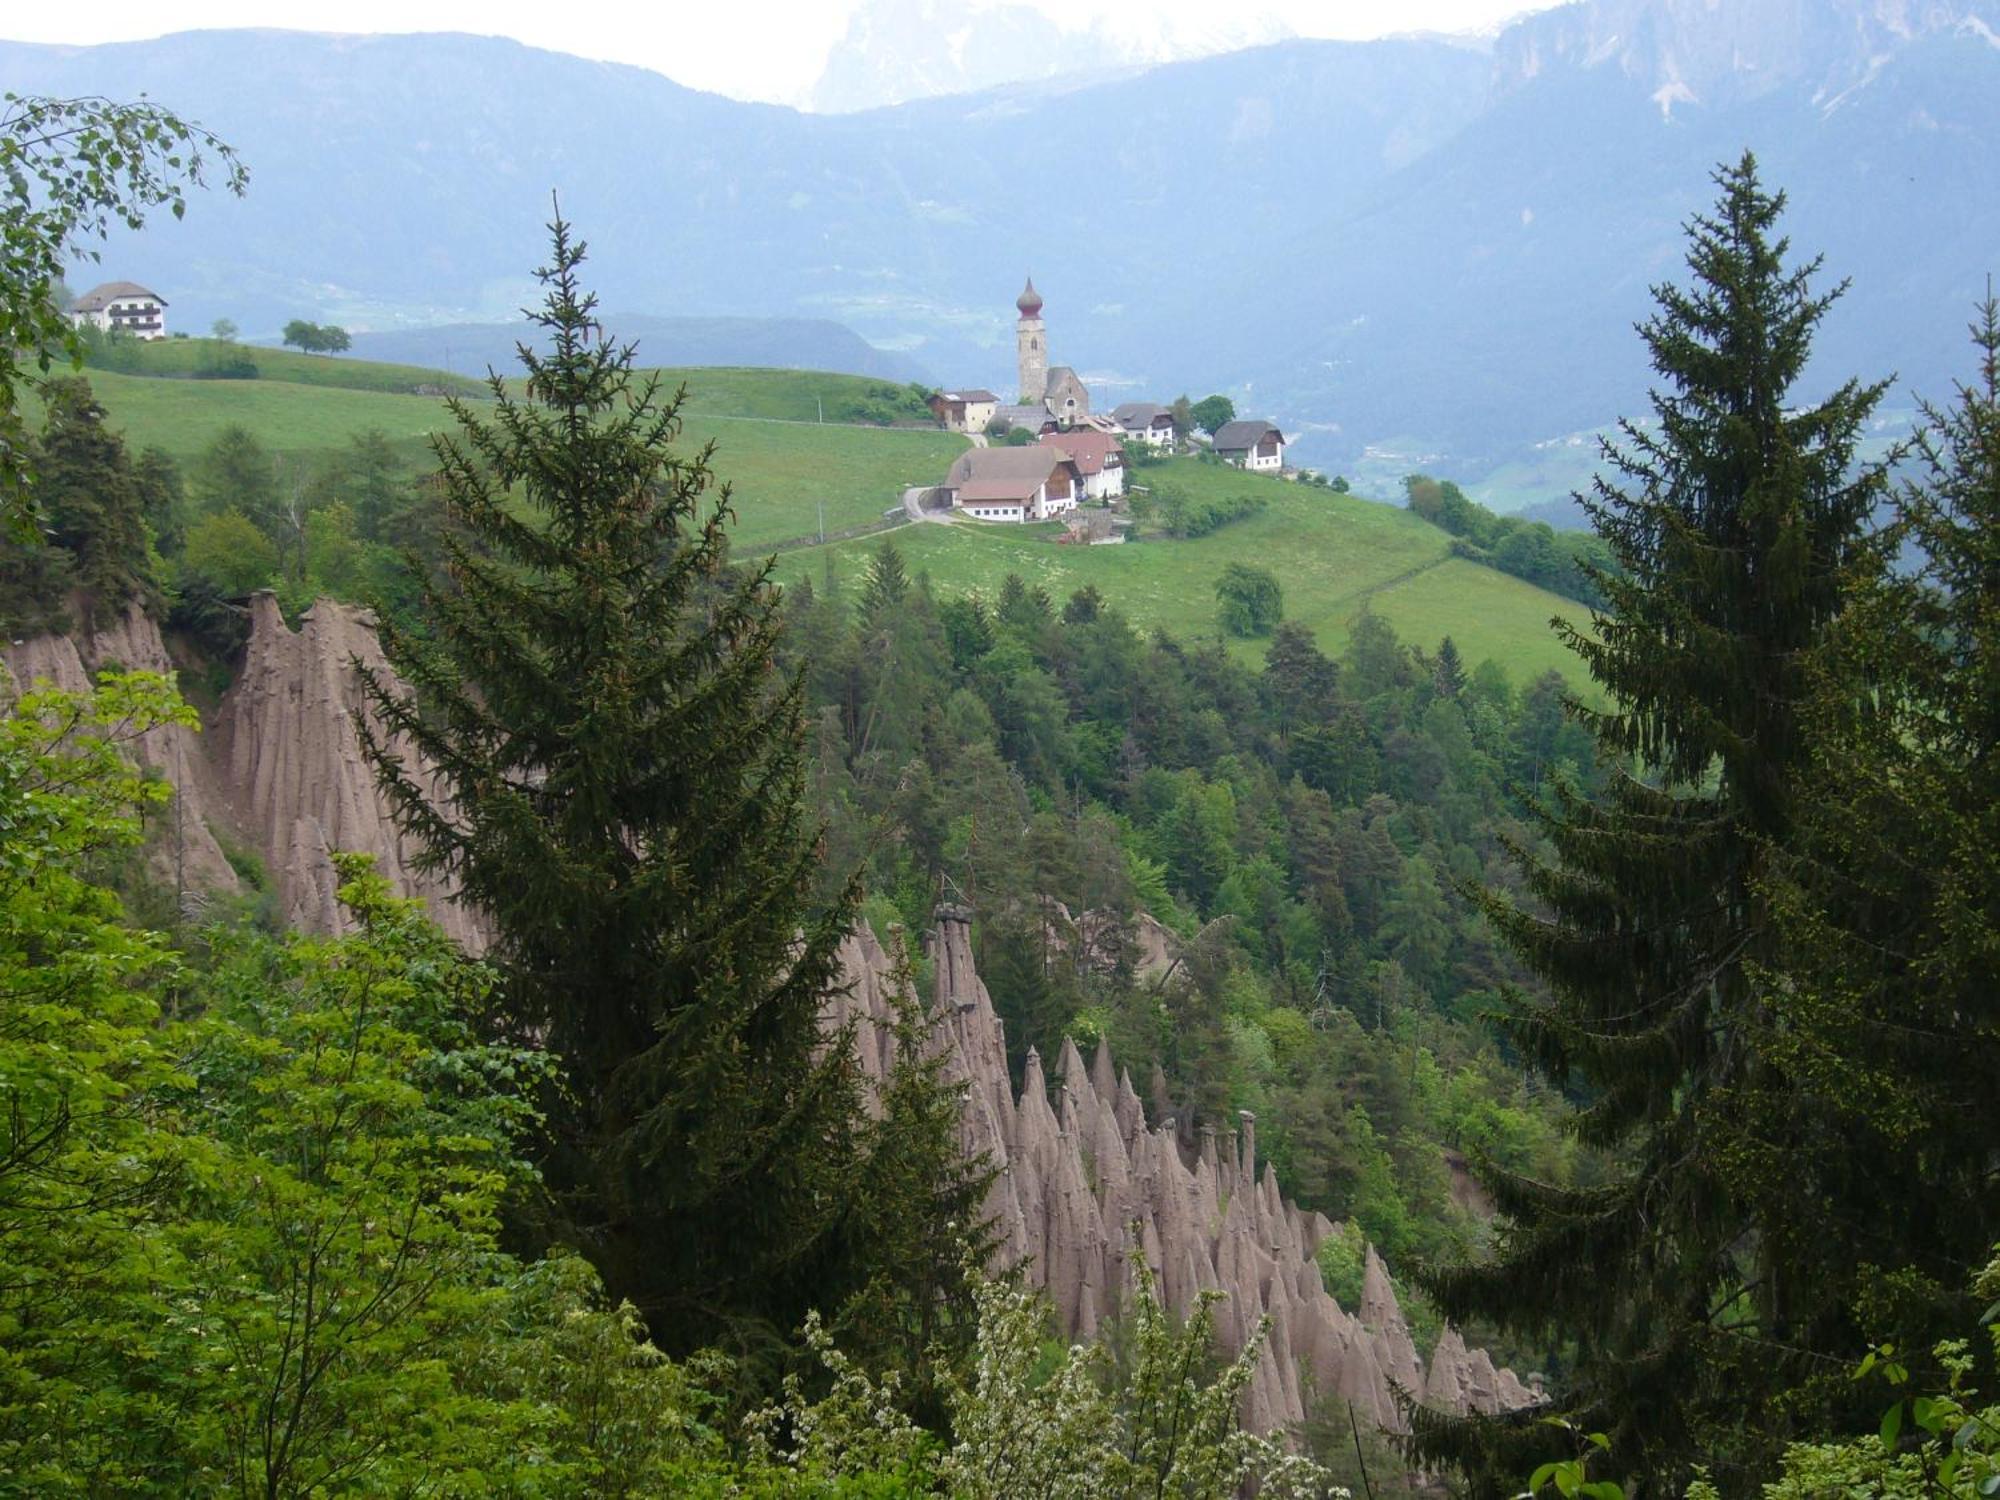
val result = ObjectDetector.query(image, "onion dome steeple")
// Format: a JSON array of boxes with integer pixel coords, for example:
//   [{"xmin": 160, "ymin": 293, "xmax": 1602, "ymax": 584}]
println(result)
[{"xmin": 1016, "ymin": 277, "xmax": 1043, "ymax": 317}]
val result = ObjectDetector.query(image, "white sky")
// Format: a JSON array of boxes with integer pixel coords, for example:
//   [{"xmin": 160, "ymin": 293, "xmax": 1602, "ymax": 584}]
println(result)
[{"xmin": 5, "ymin": 0, "xmax": 1551, "ymax": 108}]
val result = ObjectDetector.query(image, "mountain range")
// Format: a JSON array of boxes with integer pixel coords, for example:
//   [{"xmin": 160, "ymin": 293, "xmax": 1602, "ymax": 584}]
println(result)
[{"xmin": 5, "ymin": 0, "xmax": 1996, "ymax": 505}]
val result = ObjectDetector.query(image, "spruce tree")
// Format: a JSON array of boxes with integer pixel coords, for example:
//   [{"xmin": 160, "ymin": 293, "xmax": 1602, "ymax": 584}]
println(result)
[
  {"xmin": 1750, "ymin": 296, "xmax": 2000, "ymax": 1420},
  {"xmin": 1412, "ymin": 155, "xmax": 1889, "ymax": 1492},
  {"xmin": 359, "ymin": 212, "xmax": 972, "ymax": 1368},
  {"xmin": 37, "ymin": 378, "xmax": 154, "ymax": 620}
]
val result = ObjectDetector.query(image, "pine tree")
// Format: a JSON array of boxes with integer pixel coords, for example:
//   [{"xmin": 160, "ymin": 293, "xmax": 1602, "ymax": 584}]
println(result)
[
  {"xmin": 1750, "ymin": 296, "xmax": 2000, "ymax": 1419},
  {"xmin": 1413, "ymin": 155, "xmax": 1890, "ymax": 1492},
  {"xmin": 359, "ymin": 211, "xmax": 963, "ymax": 1368},
  {"xmin": 37, "ymin": 378, "xmax": 154, "ymax": 619}
]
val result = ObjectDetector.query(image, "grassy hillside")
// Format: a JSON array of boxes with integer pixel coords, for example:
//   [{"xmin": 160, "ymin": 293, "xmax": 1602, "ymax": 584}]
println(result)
[
  {"xmin": 66, "ymin": 364, "xmax": 966, "ymax": 551},
  {"xmin": 85, "ymin": 336, "xmax": 490, "ymax": 398},
  {"xmin": 783, "ymin": 457, "xmax": 1589, "ymax": 686},
  {"xmin": 89, "ymin": 339, "xmax": 933, "ymax": 422},
  {"xmin": 55, "ymin": 354, "xmax": 1583, "ymax": 683}
]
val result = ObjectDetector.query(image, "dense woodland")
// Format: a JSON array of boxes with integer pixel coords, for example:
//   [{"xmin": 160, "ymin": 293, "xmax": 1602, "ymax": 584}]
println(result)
[{"xmin": 3, "ymin": 105, "xmax": 1999, "ymax": 1500}]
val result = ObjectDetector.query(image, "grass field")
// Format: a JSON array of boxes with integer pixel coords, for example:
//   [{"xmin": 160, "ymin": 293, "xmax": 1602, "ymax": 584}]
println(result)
[
  {"xmin": 85, "ymin": 337, "xmax": 490, "ymax": 398},
  {"xmin": 88, "ymin": 340, "xmax": 932, "ymax": 423},
  {"xmin": 56, "ymin": 353, "xmax": 1583, "ymax": 684},
  {"xmin": 781, "ymin": 456, "xmax": 1589, "ymax": 687},
  {"xmin": 66, "ymin": 367, "xmax": 966, "ymax": 552}
]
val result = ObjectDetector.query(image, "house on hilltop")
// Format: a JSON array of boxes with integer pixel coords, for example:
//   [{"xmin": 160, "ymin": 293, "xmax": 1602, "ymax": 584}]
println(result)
[
  {"xmin": 1110, "ymin": 402, "xmax": 1176, "ymax": 447},
  {"xmin": 67, "ymin": 281, "xmax": 168, "ymax": 340},
  {"xmin": 928, "ymin": 389, "xmax": 999, "ymax": 434},
  {"xmin": 942, "ymin": 445, "xmax": 1082, "ymax": 523},
  {"xmin": 1213, "ymin": 418, "xmax": 1287, "ymax": 472},
  {"xmin": 1038, "ymin": 428, "xmax": 1125, "ymax": 501},
  {"xmin": 989, "ymin": 403, "xmax": 1056, "ymax": 437}
]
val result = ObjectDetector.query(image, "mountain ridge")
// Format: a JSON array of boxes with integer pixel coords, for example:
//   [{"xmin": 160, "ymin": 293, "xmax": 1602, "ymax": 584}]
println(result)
[{"xmin": 6, "ymin": 0, "xmax": 1993, "ymax": 502}]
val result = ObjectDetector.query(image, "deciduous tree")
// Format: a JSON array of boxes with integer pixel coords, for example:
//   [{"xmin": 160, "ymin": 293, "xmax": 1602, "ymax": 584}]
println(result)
[{"xmin": 0, "ymin": 93, "xmax": 243, "ymax": 531}]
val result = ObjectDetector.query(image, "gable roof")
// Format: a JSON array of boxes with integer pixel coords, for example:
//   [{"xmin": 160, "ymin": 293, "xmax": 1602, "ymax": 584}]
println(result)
[
  {"xmin": 1038, "ymin": 428, "xmax": 1123, "ymax": 476},
  {"xmin": 991, "ymin": 403, "xmax": 1053, "ymax": 431},
  {"xmin": 946, "ymin": 444, "xmax": 1082, "ymax": 501},
  {"xmin": 1212, "ymin": 418, "xmax": 1284, "ymax": 451},
  {"xmin": 937, "ymin": 388, "xmax": 998, "ymax": 404},
  {"xmin": 1111, "ymin": 401, "xmax": 1174, "ymax": 428},
  {"xmin": 68, "ymin": 280, "xmax": 167, "ymax": 311}
]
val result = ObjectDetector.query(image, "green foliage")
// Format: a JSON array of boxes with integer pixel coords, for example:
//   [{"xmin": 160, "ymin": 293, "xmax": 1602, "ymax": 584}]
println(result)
[
  {"xmin": 1191, "ymin": 394, "xmax": 1236, "ymax": 435},
  {"xmin": 358, "ymin": 212, "xmax": 981, "ymax": 1380},
  {"xmin": 0, "ymin": 91, "xmax": 244, "ymax": 532},
  {"xmin": 750, "ymin": 1256, "xmax": 1337, "ymax": 1500},
  {"xmin": 1215, "ymin": 561, "xmax": 1284, "ymax": 637},
  {"xmin": 1416, "ymin": 153, "xmax": 1893, "ymax": 1494},
  {"xmin": 33, "ymin": 376, "xmax": 157, "ymax": 616},
  {"xmin": 179, "ymin": 508, "xmax": 280, "ymax": 596},
  {"xmin": 1403, "ymin": 471, "xmax": 1615, "ymax": 606},
  {"xmin": 280, "ymin": 318, "xmax": 352, "ymax": 354}
]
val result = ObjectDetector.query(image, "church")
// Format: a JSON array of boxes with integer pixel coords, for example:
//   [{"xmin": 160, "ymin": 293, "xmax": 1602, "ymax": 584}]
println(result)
[{"xmin": 978, "ymin": 278, "xmax": 1098, "ymax": 436}]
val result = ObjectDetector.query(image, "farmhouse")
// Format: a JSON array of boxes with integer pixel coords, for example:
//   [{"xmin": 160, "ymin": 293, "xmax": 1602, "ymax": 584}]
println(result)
[
  {"xmin": 1038, "ymin": 428, "xmax": 1125, "ymax": 501},
  {"xmin": 1213, "ymin": 418, "xmax": 1287, "ymax": 472},
  {"xmin": 1111, "ymin": 402, "xmax": 1176, "ymax": 448},
  {"xmin": 67, "ymin": 281, "xmax": 169, "ymax": 340},
  {"xmin": 990, "ymin": 403, "xmax": 1056, "ymax": 437},
  {"xmin": 928, "ymin": 389, "xmax": 999, "ymax": 434},
  {"xmin": 943, "ymin": 445, "xmax": 1083, "ymax": 523}
]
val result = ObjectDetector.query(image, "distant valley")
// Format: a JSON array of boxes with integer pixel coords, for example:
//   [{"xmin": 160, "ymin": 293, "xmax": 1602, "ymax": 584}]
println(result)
[{"xmin": 6, "ymin": 0, "xmax": 1996, "ymax": 509}]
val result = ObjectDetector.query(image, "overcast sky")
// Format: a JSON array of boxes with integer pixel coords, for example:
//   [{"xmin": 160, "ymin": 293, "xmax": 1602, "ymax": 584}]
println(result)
[{"xmin": 6, "ymin": 0, "xmax": 1553, "ymax": 108}]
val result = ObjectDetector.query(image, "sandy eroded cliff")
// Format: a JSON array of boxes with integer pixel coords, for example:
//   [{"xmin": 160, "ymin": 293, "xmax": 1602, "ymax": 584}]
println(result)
[{"xmin": 8, "ymin": 595, "xmax": 1531, "ymax": 1436}]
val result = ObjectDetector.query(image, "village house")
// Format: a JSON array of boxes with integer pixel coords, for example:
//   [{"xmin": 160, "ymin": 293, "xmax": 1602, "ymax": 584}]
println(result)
[
  {"xmin": 927, "ymin": 389, "xmax": 999, "ymax": 434},
  {"xmin": 1110, "ymin": 401, "xmax": 1177, "ymax": 448},
  {"xmin": 67, "ymin": 281, "xmax": 169, "ymax": 340},
  {"xmin": 1213, "ymin": 418, "xmax": 1287, "ymax": 472},
  {"xmin": 989, "ymin": 403, "xmax": 1056, "ymax": 437},
  {"xmin": 1037, "ymin": 428, "xmax": 1125, "ymax": 501},
  {"xmin": 942, "ymin": 445, "xmax": 1083, "ymax": 523}
]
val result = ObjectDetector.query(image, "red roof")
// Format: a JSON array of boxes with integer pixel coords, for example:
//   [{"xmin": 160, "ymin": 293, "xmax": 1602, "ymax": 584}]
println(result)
[{"xmin": 1037, "ymin": 428, "xmax": 1123, "ymax": 477}]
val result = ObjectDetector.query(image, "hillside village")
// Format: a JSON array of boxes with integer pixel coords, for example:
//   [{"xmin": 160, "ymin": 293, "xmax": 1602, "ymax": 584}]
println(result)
[{"xmin": 923, "ymin": 279, "xmax": 1290, "ymax": 527}]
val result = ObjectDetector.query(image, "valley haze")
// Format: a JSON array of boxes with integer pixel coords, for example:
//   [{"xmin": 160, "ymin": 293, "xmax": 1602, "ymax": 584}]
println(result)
[{"xmin": 4, "ymin": 0, "xmax": 1995, "ymax": 502}]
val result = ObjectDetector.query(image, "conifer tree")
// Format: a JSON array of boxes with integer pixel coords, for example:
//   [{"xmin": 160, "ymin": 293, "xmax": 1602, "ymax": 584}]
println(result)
[
  {"xmin": 1413, "ymin": 155, "xmax": 1890, "ymax": 1492},
  {"xmin": 359, "ymin": 211, "xmax": 974, "ymax": 1368},
  {"xmin": 36, "ymin": 378, "xmax": 154, "ymax": 619},
  {"xmin": 1749, "ymin": 296, "xmax": 2000, "ymax": 1418}
]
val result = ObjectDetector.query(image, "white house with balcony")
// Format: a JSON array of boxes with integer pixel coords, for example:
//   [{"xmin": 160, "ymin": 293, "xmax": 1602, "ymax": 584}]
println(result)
[
  {"xmin": 943, "ymin": 446, "xmax": 1084, "ymax": 523},
  {"xmin": 67, "ymin": 281, "xmax": 169, "ymax": 341},
  {"xmin": 1213, "ymin": 418, "xmax": 1287, "ymax": 472}
]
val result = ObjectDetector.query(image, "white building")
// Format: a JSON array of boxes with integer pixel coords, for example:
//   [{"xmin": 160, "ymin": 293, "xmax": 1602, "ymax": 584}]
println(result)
[
  {"xmin": 1110, "ymin": 401, "xmax": 1177, "ymax": 448},
  {"xmin": 67, "ymin": 281, "xmax": 169, "ymax": 340},
  {"xmin": 943, "ymin": 446, "xmax": 1084, "ymax": 523},
  {"xmin": 1212, "ymin": 418, "xmax": 1287, "ymax": 472},
  {"xmin": 1038, "ymin": 429, "xmax": 1126, "ymax": 501},
  {"xmin": 929, "ymin": 389, "xmax": 999, "ymax": 434}
]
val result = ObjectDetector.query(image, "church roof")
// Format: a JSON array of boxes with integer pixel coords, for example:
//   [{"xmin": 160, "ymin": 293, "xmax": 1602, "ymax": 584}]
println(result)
[{"xmin": 1016, "ymin": 277, "xmax": 1043, "ymax": 316}]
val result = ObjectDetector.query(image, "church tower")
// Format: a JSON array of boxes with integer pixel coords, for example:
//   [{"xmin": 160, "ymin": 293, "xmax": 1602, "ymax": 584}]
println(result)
[{"xmin": 1016, "ymin": 277, "xmax": 1047, "ymax": 405}]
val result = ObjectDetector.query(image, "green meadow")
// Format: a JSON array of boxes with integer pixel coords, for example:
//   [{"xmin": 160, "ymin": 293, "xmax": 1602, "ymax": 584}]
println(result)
[
  {"xmin": 66, "ymin": 364, "xmax": 967, "ymax": 551},
  {"xmin": 782, "ymin": 456, "xmax": 1588, "ymax": 686},
  {"xmin": 60, "ymin": 353, "xmax": 1581, "ymax": 682}
]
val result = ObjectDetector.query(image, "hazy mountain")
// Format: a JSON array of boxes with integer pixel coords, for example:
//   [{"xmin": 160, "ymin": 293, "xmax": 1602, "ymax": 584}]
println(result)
[
  {"xmin": 7, "ymin": 0, "xmax": 1995, "ymax": 503},
  {"xmin": 338, "ymin": 314, "xmax": 930, "ymax": 382},
  {"xmin": 808, "ymin": 0, "xmax": 1290, "ymax": 113}
]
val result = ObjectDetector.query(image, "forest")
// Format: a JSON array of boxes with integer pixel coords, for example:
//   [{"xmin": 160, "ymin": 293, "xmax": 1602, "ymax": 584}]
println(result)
[{"xmin": 2, "ymin": 96, "xmax": 1998, "ymax": 1500}]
